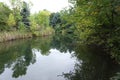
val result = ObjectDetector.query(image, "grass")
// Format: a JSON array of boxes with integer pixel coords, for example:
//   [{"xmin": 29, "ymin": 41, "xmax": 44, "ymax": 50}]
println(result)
[
  {"xmin": 0, "ymin": 27, "xmax": 54, "ymax": 43},
  {"xmin": 32, "ymin": 27, "xmax": 54, "ymax": 37},
  {"xmin": 0, "ymin": 31, "xmax": 32, "ymax": 42}
]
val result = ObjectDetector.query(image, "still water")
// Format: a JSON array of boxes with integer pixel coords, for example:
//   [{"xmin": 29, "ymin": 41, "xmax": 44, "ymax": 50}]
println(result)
[{"xmin": 0, "ymin": 35, "xmax": 120, "ymax": 80}]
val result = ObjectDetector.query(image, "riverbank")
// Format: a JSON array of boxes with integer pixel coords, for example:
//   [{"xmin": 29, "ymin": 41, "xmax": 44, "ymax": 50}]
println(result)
[
  {"xmin": 0, "ymin": 31, "xmax": 32, "ymax": 42},
  {"xmin": 0, "ymin": 30, "xmax": 54, "ymax": 43}
]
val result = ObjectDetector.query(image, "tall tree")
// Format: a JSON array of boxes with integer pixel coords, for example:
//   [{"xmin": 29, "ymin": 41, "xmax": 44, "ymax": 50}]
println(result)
[
  {"xmin": 9, "ymin": 0, "xmax": 23, "ymax": 29},
  {"xmin": 7, "ymin": 13, "xmax": 16, "ymax": 29},
  {"xmin": 0, "ymin": 2, "xmax": 11, "ymax": 31},
  {"xmin": 67, "ymin": 0, "xmax": 120, "ymax": 61},
  {"xmin": 21, "ymin": 1, "xmax": 30, "ymax": 29}
]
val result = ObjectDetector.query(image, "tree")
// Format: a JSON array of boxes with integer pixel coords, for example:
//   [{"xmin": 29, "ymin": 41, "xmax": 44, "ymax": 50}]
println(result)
[
  {"xmin": 21, "ymin": 1, "xmax": 30, "ymax": 29},
  {"xmin": 68, "ymin": 0, "xmax": 120, "ymax": 43},
  {"xmin": 7, "ymin": 13, "xmax": 16, "ymax": 29},
  {"xmin": 0, "ymin": 2, "xmax": 11, "ymax": 31},
  {"xmin": 37, "ymin": 10, "xmax": 50, "ymax": 27},
  {"xmin": 49, "ymin": 12, "xmax": 61, "ymax": 28},
  {"xmin": 67, "ymin": 0, "xmax": 120, "ymax": 61},
  {"xmin": 9, "ymin": 0, "xmax": 23, "ymax": 29}
]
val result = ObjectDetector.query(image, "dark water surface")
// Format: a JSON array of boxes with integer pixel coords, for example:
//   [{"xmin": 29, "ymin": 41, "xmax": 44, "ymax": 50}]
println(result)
[{"xmin": 0, "ymin": 36, "xmax": 120, "ymax": 80}]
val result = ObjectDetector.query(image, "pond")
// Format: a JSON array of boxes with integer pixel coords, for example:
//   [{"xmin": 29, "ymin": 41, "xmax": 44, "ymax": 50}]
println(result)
[{"xmin": 0, "ymin": 35, "xmax": 120, "ymax": 80}]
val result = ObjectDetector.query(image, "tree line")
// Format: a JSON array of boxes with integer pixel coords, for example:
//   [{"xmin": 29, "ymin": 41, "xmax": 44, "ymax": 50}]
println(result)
[
  {"xmin": 0, "ymin": 0, "xmax": 53, "ymax": 34},
  {"xmin": 0, "ymin": 0, "xmax": 31, "ymax": 31},
  {"xmin": 49, "ymin": 0, "xmax": 120, "ymax": 61},
  {"xmin": 0, "ymin": 0, "xmax": 120, "ymax": 61}
]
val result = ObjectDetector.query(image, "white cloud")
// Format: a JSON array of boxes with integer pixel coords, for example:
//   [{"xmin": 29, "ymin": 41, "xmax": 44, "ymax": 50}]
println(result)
[{"xmin": 0, "ymin": 0, "xmax": 69, "ymax": 13}]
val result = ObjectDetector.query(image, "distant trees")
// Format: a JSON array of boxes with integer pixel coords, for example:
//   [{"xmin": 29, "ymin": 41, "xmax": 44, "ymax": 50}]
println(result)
[
  {"xmin": 49, "ymin": 11, "xmax": 75, "ymax": 34},
  {"xmin": 36, "ymin": 10, "xmax": 50, "ymax": 27},
  {"xmin": 49, "ymin": 13, "xmax": 61, "ymax": 28},
  {"xmin": 0, "ymin": 2, "xmax": 11, "ymax": 31},
  {"xmin": 30, "ymin": 10, "xmax": 51, "ymax": 31},
  {"xmin": 29, "ymin": 10, "xmax": 54, "ymax": 36},
  {"xmin": 7, "ymin": 13, "xmax": 16, "ymax": 28},
  {"xmin": 0, "ymin": 1, "xmax": 54, "ymax": 33},
  {"xmin": 21, "ymin": 1, "xmax": 30, "ymax": 28},
  {"xmin": 9, "ymin": 0, "xmax": 23, "ymax": 29},
  {"xmin": 0, "ymin": 1, "xmax": 31, "ymax": 31}
]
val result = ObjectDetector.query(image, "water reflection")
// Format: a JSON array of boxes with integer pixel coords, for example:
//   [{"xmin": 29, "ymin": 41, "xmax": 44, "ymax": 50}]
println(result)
[
  {"xmin": 0, "ymin": 39, "xmax": 36, "ymax": 78},
  {"xmin": 0, "ymin": 35, "xmax": 119, "ymax": 80},
  {"xmin": 62, "ymin": 45, "xmax": 120, "ymax": 80}
]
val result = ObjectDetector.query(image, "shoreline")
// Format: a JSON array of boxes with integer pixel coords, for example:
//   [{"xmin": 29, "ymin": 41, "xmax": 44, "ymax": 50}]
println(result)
[{"xmin": 0, "ymin": 31, "xmax": 53, "ymax": 43}]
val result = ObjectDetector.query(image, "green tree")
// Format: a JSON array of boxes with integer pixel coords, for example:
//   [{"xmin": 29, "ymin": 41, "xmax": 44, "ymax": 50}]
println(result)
[
  {"xmin": 0, "ymin": 2, "xmax": 11, "ymax": 31},
  {"xmin": 37, "ymin": 10, "xmax": 50, "ymax": 27},
  {"xmin": 9, "ymin": 0, "xmax": 23, "ymax": 29},
  {"xmin": 7, "ymin": 13, "xmax": 16, "ymax": 29},
  {"xmin": 49, "ymin": 13, "xmax": 61, "ymax": 27},
  {"xmin": 30, "ymin": 10, "xmax": 51, "ymax": 31},
  {"xmin": 21, "ymin": 1, "xmax": 30, "ymax": 29},
  {"xmin": 68, "ymin": 0, "xmax": 120, "ymax": 43},
  {"xmin": 67, "ymin": 0, "xmax": 120, "ymax": 61}
]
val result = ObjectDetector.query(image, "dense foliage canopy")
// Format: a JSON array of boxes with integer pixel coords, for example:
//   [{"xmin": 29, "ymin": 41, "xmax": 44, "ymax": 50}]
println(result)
[{"xmin": 62, "ymin": 0, "xmax": 120, "ymax": 61}]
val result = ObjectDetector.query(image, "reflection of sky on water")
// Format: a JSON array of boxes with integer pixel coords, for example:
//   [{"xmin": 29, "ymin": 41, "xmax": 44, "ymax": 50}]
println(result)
[{"xmin": 0, "ymin": 49, "xmax": 78, "ymax": 80}]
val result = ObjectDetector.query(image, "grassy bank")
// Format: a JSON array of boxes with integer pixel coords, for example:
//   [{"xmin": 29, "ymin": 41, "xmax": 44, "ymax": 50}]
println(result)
[
  {"xmin": 0, "ymin": 29, "xmax": 54, "ymax": 43},
  {"xmin": 32, "ymin": 27, "xmax": 54, "ymax": 37},
  {"xmin": 0, "ymin": 31, "xmax": 32, "ymax": 42}
]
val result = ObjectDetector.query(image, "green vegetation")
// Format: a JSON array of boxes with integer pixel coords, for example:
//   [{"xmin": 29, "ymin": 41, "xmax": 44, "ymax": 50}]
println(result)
[
  {"xmin": 0, "ymin": 31, "xmax": 32, "ymax": 42},
  {"xmin": 0, "ymin": 0, "xmax": 120, "ymax": 63},
  {"xmin": 0, "ymin": 1, "xmax": 54, "ymax": 42},
  {"xmin": 30, "ymin": 10, "xmax": 54, "ymax": 37},
  {"xmin": 0, "ymin": 35, "xmax": 119, "ymax": 80},
  {"xmin": 48, "ymin": 0, "xmax": 120, "ymax": 62},
  {"xmin": 0, "ymin": 0, "xmax": 120, "ymax": 79},
  {"xmin": 68, "ymin": 0, "xmax": 120, "ymax": 62},
  {"xmin": 0, "ymin": 2, "xmax": 11, "ymax": 30}
]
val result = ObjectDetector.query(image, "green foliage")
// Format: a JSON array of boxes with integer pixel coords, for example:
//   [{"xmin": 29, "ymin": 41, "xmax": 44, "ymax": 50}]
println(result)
[
  {"xmin": 35, "ymin": 10, "xmax": 50, "ymax": 27},
  {"xmin": 64, "ymin": 0, "xmax": 120, "ymax": 61},
  {"xmin": 49, "ymin": 11, "xmax": 75, "ymax": 35},
  {"xmin": 30, "ymin": 14, "xmax": 42, "ymax": 32},
  {"xmin": 18, "ymin": 22, "xmax": 27, "ymax": 31},
  {"xmin": 30, "ymin": 10, "xmax": 54, "ymax": 36},
  {"xmin": 68, "ymin": 0, "xmax": 120, "ymax": 42},
  {"xmin": 49, "ymin": 12, "xmax": 61, "ymax": 27},
  {"xmin": 9, "ymin": 0, "xmax": 23, "ymax": 29},
  {"xmin": 30, "ymin": 19, "xmax": 38, "ymax": 31},
  {"xmin": 21, "ymin": 1, "xmax": 30, "ymax": 28},
  {"xmin": 0, "ymin": 2, "xmax": 11, "ymax": 31},
  {"xmin": 7, "ymin": 13, "xmax": 16, "ymax": 29}
]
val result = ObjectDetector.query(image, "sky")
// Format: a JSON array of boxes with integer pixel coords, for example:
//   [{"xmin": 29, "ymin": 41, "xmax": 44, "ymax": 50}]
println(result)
[{"xmin": 0, "ymin": 0, "xmax": 69, "ymax": 13}]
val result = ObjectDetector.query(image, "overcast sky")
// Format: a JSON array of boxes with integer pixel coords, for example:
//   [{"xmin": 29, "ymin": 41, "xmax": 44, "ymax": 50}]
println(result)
[{"xmin": 0, "ymin": 0, "xmax": 69, "ymax": 13}]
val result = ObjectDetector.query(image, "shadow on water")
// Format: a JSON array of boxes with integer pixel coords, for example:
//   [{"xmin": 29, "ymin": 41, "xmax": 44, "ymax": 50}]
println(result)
[
  {"xmin": 62, "ymin": 44, "xmax": 120, "ymax": 80},
  {"xmin": 0, "ymin": 34, "xmax": 120, "ymax": 80}
]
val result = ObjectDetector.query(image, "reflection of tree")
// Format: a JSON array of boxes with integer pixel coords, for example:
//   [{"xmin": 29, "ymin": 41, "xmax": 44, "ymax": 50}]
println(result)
[
  {"xmin": 31, "ymin": 37, "xmax": 52, "ymax": 55},
  {"xmin": 111, "ymin": 73, "xmax": 120, "ymax": 80},
  {"xmin": 31, "ymin": 34, "xmax": 75, "ymax": 56},
  {"xmin": 12, "ymin": 58, "xmax": 27, "ymax": 78},
  {"xmin": 0, "ymin": 40, "xmax": 36, "ymax": 78},
  {"xmin": 62, "ymin": 45, "xmax": 120, "ymax": 80},
  {"xmin": 12, "ymin": 43, "xmax": 36, "ymax": 78},
  {"xmin": 1, "ymin": 34, "xmax": 120, "ymax": 80},
  {"xmin": 51, "ymin": 34, "xmax": 75, "ymax": 53},
  {"xmin": 0, "ymin": 34, "xmax": 76, "ymax": 79}
]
